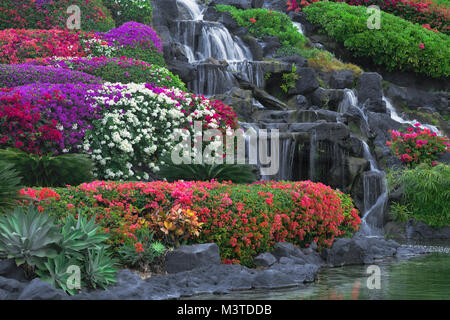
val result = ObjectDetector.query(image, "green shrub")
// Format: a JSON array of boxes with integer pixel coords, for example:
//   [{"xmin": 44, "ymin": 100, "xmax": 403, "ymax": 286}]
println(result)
[
  {"xmin": 157, "ymin": 161, "xmax": 257, "ymax": 184},
  {"xmin": 104, "ymin": 0, "xmax": 153, "ymax": 26},
  {"xmin": 303, "ymin": 2, "xmax": 450, "ymax": 78},
  {"xmin": 0, "ymin": 149, "xmax": 95, "ymax": 187},
  {"xmin": 0, "ymin": 162, "xmax": 23, "ymax": 212},
  {"xmin": 389, "ymin": 164, "xmax": 450, "ymax": 228},
  {"xmin": 215, "ymin": 5, "xmax": 307, "ymax": 55}
]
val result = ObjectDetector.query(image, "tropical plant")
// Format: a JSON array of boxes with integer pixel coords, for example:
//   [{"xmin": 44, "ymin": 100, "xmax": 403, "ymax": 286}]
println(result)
[
  {"xmin": 389, "ymin": 202, "xmax": 412, "ymax": 223},
  {"xmin": 0, "ymin": 148, "xmax": 95, "ymax": 187},
  {"xmin": 117, "ymin": 228, "xmax": 166, "ymax": 270},
  {"xmin": 35, "ymin": 253, "xmax": 80, "ymax": 295},
  {"xmin": 0, "ymin": 206, "xmax": 61, "ymax": 266},
  {"xmin": 84, "ymin": 247, "xmax": 118, "ymax": 290},
  {"xmin": 60, "ymin": 214, "xmax": 110, "ymax": 260},
  {"xmin": 0, "ymin": 162, "xmax": 23, "ymax": 212},
  {"xmin": 398, "ymin": 163, "xmax": 450, "ymax": 228},
  {"xmin": 281, "ymin": 64, "xmax": 299, "ymax": 93}
]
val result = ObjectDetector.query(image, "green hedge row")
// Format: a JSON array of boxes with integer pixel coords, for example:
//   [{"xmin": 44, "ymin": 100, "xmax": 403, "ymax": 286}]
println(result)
[{"xmin": 303, "ymin": 2, "xmax": 450, "ymax": 78}]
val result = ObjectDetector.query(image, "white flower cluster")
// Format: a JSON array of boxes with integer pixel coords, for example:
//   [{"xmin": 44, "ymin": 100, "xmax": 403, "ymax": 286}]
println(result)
[{"xmin": 83, "ymin": 38, "xmax": 118, "ymax": 58}]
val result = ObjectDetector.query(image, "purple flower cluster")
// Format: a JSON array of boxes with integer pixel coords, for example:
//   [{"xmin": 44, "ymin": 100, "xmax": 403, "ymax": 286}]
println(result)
[
  {"xmin": 0, "ymin": 83, "xmax": 105, "ymax": 153},
  {"xmin": 97, "ymin": 22, "xmax": 163, "ymax": 52},
  {"xmin": 0, "ymin": 64, "xmax": 102, "ymax": 88}
]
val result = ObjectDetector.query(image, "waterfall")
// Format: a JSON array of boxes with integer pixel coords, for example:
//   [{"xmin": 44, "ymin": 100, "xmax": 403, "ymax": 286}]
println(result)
[
  {"xmin": 293, "ymin": 22, "xmax": 304, "ymax": 35},
  {"xmin": 178, "ymin": 0, "xmax": 203, "ymax": 20},
  {"xmin": 174, "ymin": 0, "xmax": 261, "ymax": 96},
  {"xmin": 338, "ymin": 89, "xmax": 358, "ymax": 114},
  {"xmin": 309, "ymin": 130, "xmax": 317, "ymax": 181},
  {"xmin": 361, "ymin": 141, "xmax": 387, "ymax": 236},
  {"xmin": 384, "ymin": 96, "xmax": 440, "ymax": 134}
]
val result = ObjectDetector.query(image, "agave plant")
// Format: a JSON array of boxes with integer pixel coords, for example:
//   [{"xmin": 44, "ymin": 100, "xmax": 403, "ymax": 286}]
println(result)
[
  {"xmin": 60, "ymin": 214, "xmax": 110, "ymax": 260},
  {"xmin": 36, "ymin": 253, "xmax": 81, "ymax": 295},
  {"xmin": 84, "ymin": 247, "xmax": 118, "ymax": 290},
  {"xmin": 0, "ymin": 162, "xmax": 23, "ymax": 212},
  {"xmin": 158, "ymin": 160, "xmax": 257, "ymax": 183},
  {"xmin": 0, "ymin": 206, "xmax": 61, "ymax": 266}
]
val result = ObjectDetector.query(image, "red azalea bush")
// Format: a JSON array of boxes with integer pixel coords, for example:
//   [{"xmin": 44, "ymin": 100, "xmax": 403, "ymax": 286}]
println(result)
[
  {"xmin": 0, "ymin": 29, "xmax": 100, "ymax": 64},
  {"xmin": 287, "ymin": 0, "xmax": 450, "ymax": 34},
  {"xmin": 0, "ymin": 90, "xmax": 62, "ymax": 154},
  {"xmin": 387, "ymin": 124, "xmax": 450, "ymax": 166},
  {"xmin": 20, "ymin": 180, "xmax": 361, "ymax": 266},
  {"xmin": 0, "ymin": 0, "xmax": 115, "ymax": 32}
]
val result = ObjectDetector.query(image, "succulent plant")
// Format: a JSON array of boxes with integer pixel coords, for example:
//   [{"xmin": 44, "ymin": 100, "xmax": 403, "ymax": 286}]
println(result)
[{"xmin": 0, "ymin": 206, "xmax": 61, "ymax": 266}]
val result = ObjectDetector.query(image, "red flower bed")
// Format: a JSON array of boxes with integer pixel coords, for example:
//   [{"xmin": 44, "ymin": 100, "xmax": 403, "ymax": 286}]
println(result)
[
  {"xmin": 0, "ymin": 89, "xmax": 62, "ymax": 154},
  {"xmin": 21, "ymin": 180, "xmax": 361, "ymax": 266},
  {"xmin": 287, "ymin": 0, "xmax": 450, "ymax": 34},
  {"xmin": 0, "ymin": 0, "xmax": 114, "ymax": 32},
  {"xmin": 387, "ymin": 124, "xmax": 450, "ymax": 166},
  {"xmin": 0, "ymin": 29, "xmax": 98, "ymax": 64}
]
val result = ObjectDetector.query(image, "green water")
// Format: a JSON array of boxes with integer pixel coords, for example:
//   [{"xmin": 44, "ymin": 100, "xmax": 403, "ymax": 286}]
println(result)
[{"xmin": 190, "ymin": 253, "xmax": 450, "ymax": 300}]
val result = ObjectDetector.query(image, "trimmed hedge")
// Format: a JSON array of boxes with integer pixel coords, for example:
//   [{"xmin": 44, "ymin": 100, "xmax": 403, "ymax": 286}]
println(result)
[
  {"xmin": 303, "ymin": 2, "xmax": 450, "ymax": 78},
  {"xmin": 103, "ymin": 0, "xmax": 154, "ymax": 26},
  {"xmin": 20, "ymin": 180, "xmax": 361, "ymax": 266}
]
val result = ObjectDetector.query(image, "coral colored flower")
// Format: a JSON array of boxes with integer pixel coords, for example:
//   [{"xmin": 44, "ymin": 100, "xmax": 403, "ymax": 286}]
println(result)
[
  {"xmin": 250, "ymin": 18, "xmax": 256, "ymax": 24},
  {"xmin": 419, "ymin": 43, "xmax": 425, "ymax": 49}
]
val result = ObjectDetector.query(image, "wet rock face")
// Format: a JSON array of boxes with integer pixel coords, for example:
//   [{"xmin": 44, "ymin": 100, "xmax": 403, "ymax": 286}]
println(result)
[
  {"xmin": 330, "ymin": 70, "xmax": 355, "ymax": 89},
  {"xmin": 357, "ymin": 72, "xmax": 385, "ymax": 114},
  {"xmin": 288, "ymin": 67, "xmax": 320, "ymax": 95}
]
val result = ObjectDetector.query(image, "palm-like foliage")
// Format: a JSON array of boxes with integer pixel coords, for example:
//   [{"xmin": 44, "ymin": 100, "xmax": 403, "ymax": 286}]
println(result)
[
  {"xmin": 0, "ymin": 148, "xmax": 94, "ymax": 187},
  {"xmin": 0, "ymin": 206, "xmax": 61, "ymax": 266},
  {"xmin": 158, "ymin": 161, "xmax": 257, "ymax": 183},
  {"xmin": 0, "ymin": 162, "xmax": 23, "ymax": 212}
]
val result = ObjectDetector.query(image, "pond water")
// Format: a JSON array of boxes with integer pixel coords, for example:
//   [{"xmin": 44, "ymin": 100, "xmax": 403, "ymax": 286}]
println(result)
[{"xmin": 188, "ymin": 252, "xmax": 450, "ymax": 300}]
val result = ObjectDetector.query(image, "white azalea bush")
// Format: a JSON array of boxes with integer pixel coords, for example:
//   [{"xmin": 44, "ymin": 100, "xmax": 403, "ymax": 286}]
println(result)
[{"xmin": 83, "ymin": 83, "xmax": 238, "ymax": 180}]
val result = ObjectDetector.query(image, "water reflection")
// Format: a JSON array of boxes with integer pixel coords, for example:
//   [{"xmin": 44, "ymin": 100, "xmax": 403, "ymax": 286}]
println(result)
[{"xmin": 186, "ymin": 253, "xmax": 450, "ymax": 300}]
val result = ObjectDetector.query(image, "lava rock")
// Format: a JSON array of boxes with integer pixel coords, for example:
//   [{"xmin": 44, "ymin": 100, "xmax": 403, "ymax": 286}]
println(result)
[
  {"xmin": 310, "ymin": 87, "xmax": 345, "ymax": 110},
  {"xmin": 280, "ymin": 54, "xmax": 307, "ymax": 68},
  {"xmin": 243, "ymin": 36, "xmax": 263, "ymax": 61},
  {"xmin": 288, "ymin": 67, "xmax": 320, "ymax": 95},
  {"xmin": 262, "ymin": 36, "xmax": 282, "ymax": 57},
  {"xmin": 364, "ymin": 99, "xmax": 387, "ymax": 113},
  {"xmin": 17, "ymin": 278, "xmax": 67, "ymax": 300},
  {"xmin": 254, "ymin": 253, "xmax": 277, "ymax": 267},
  {"xmin": 330, "ymin": 70, "xmax": 355, "ymax": 89},
  {"xmin": 165, "ymin": 243, "xmax": 221, "ymax": 274},
  {"xmin": 253, "ymin": 88, "xmax": 288, "ymax": 110},
  {"xmin": 0, "ymin": 259, "xmax": 27, "ymax": 282},
  {"xmin": 405, "ymin": 220, "xmax": 450, "ymax": 239},
  {"xmin": 288, "ymin": 94, "xmax": 309, "ymax": 110},
  {"xmin": 357, "ymin": 72, "xmax": 383, "ymax": 105},
  {"xmin": 0, "ymin": 276, "xmax": 26, "ymax": 299}
]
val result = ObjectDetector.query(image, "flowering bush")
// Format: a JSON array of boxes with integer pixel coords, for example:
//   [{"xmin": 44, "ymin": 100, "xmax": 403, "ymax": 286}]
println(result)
[
  {"xmin": 103, "ymin": 0, "xmax": 154, "ymax": 26},
  {"xmin": 0, "ymin": 29, "xmax": 96, "ymax": 64},
  {"xmin": 82, "ymin": 83, "xmax": 238, "ymax": 180},
  {"xmin": 0, "ymin": 91, "xmax": 62, "ymax": 154},
  {"xmin": 30, "ymin": 56, "xmax": 185, "ymax": 90},
  {"xmin": 0, "ymin": 64, "xmax": 102, "ymax": 87},
  {"xmin": 387, "ymin": 124, "xmax": 450, "ymax": 166},
  {"xmin": 0, "ymin": 0, "xmax": 115, "ymax": 32},
  {"xmin": 97, "ymin": 22, "xmax": 165, "ymax": 66},
  {"xmin": 20, "ymin": 180, "xmax": 361, "ymax": 266},
  {"xmin": 303, "ymin": 2, "xmax": 450, "ymax": 78},
  {"xmin": 287, "ymin": 0, "xmax": 450, "ymax": 34},
  {"xmin": 0, "ymin": 83, "xmax": 104, "ymax": 154}
]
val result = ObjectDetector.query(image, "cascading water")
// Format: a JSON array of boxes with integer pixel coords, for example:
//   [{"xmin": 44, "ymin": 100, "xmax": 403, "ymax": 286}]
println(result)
[
  {"xmin": 384, "ymin": 96, "xmax": 440, "ymax": 133},
  {"xmin": 338, "ymin": 90, "xmax": 387, "ymax": 236},
  {"xmin": 174, "ymin": 0, "xmax": 265, "ymax": 96}
]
